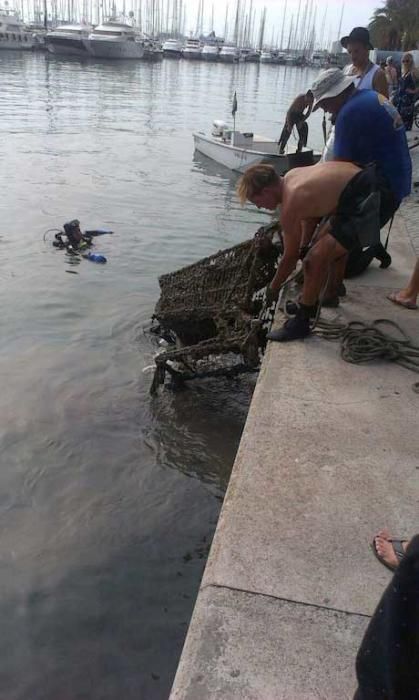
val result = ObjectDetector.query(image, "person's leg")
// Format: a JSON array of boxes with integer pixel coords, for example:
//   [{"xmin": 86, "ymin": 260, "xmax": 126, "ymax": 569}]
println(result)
[
  {"xmin": 354, "ymin": 535, "xmax": 419, "ymax": 700},
  {"xmin": 278, "ymin": 123, "xmax": 291, "ymax": 154},
  {"xmin": 300, "ymin": 227, "xmax": 348, "ymax": 306},
  {"xmin": 388, "ymin": 258, "xmax": 419, "ymax": 309},
  {"xmin": 296, "ymin": 121, "xmax": 308, "ymax": 151},
  {"xmin": 268, "ymin": 225, "xmax": 348, "ymax": 342},
  {"xmin": 372, "ymin": 528, "xmax": 410, "ymax": 570}
]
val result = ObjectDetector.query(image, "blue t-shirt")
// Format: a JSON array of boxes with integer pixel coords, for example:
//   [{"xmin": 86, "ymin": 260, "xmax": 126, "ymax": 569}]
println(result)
[{"xmin": 334, "ymin": 89, "xmax": 412, "ymax": 202}]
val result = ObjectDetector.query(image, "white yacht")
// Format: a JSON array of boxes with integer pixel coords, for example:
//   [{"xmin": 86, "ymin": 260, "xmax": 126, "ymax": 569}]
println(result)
[
  {"xmin": 0, "ymin": 6, "xmax": 35, "ymax": 49},
  {"xmin": 240, "ymin": 48, "xmax": 260, "ymax": 62},
  {"xmin": 201, "ymin": 43, "xmax": 219, "ymax": 61},
  {"xmin": 142, "ymin": 38, "xmax": 163, "ymax": 60},
  {"xmin": 219, "ymin": 45, "xmax": 239, "ymax": 63},
  {"xmin": 46, "ymin": 24, "xmax": 91, "ymax": 56},
  {"xmin": 182, "ymin": 37, "xmax": 201, "ymax": 60},
  {"xmin": 162, "ymin": 37, "xmax": 183, "ymax": 58},
  {"xmin": 260, "ymin": 50, "xmax": 286, "ymax": 64},
  {"xmin": 86, "ymin": 21, "xmax": 145, "ymax": 59}
]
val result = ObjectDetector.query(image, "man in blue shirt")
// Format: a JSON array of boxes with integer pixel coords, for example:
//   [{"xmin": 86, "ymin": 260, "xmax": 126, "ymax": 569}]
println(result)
[{"xmin": 311, "ymin": 68, "xmax": 412, "ymax": 283}]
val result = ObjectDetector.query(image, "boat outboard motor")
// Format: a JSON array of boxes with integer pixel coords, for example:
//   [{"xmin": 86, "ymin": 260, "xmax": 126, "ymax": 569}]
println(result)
[{"xmin": 212, "ymin": 120, "xmax": 229, "ymax": 138}]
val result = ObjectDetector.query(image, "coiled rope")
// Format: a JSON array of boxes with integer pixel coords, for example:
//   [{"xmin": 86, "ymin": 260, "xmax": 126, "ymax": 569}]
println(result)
[{"xmin": 314, "ymin": 318, "xmax": 419, "ymax": 389}]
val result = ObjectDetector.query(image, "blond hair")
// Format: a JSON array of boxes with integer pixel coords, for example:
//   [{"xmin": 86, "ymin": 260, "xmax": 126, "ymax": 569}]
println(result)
[
  {"xmin": 236, "ymin": 164, "xmax": 279, "ymax": 204},
  {"xmin": 402, "ymin": 52, "xmax": 415, "ymax": 76}
]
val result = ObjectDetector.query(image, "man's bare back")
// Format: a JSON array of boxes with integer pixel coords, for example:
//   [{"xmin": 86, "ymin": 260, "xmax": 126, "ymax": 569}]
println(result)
[{"xmin": 282, "ymin": 161, "xmax": 361, "ymax": 221}]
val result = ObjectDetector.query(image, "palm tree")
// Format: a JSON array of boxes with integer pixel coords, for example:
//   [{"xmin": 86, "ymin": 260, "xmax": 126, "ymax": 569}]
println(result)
[{"xmin": 369, "ymin": 0, "xmax": 419, "ymax": 51}]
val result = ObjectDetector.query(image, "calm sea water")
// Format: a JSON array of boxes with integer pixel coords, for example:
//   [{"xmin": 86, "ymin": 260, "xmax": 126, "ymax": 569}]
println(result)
[{"xmin": 0, "ymin": 52, "xmax": 323, "ymax": 700}]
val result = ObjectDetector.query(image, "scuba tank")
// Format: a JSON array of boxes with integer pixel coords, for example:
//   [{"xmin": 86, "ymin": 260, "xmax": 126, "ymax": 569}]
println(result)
[{"xmin": 53, "ymin": 220, "xmax": 92, "ymax": 251}]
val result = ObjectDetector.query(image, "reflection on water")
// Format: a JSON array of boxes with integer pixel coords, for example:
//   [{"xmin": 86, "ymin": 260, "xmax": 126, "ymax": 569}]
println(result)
[{"xmin": 0, "ymin": 51, "xmax": 322, "ymax": 699}]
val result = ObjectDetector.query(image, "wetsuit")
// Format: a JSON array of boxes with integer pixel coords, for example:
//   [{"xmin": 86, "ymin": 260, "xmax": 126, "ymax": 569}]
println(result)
[{"xmin": 279, "ymin": 95, "xmax": 311, "ymax": 154}]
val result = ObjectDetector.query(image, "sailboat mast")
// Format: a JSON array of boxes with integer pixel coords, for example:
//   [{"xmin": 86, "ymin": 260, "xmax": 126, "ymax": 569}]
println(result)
[
  {"xmin": 292, "ymin": 0, "xmax": 301, "ymax": 52},
  {"xmin": 287, "ymin": 14, "xmax": 294, "ymax": 52},
  {"xmin": 223, "ymin": 3, "xmax": 228, "ymax": 39},
  {"xmin": 257, "ymin": 6, "xmax": 266, "ymax": 51},
  {"xmin": 233, "ymin": 0, "xmax": 240, "ymax": 46},
  {"xmin": 279, "ymin": 0, "xmax": 287, "ymax": 51},
  {"xmin": 337, "ymin": 2, "xmax": 345, "ymax": 41}
]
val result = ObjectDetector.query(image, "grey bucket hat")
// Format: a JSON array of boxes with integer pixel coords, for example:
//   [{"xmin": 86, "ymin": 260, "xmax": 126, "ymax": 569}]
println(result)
[{"xmin": 311, "ymin": 68, "xmax": 355, "ymax": 111}]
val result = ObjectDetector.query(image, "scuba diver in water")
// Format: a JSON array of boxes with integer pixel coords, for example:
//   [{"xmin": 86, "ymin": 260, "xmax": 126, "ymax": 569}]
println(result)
[{"xmin": 53, "ymin": 220, "xmax": 93, "ymax": 252}]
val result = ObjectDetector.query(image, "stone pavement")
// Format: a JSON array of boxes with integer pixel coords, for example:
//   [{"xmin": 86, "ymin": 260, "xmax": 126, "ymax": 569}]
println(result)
[{"xmin": 170, "ymin": 211, "xmax": 419, "ymax": 699}]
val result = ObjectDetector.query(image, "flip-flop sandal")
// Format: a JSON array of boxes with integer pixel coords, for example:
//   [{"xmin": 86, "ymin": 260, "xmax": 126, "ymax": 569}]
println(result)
[
  {"xmin": 371, "ymin": 536, "xmax": 408, "ymax": 572},
  {"xmin": 387, "ymin": 293, "xmax": 418, "ymax": 310}
]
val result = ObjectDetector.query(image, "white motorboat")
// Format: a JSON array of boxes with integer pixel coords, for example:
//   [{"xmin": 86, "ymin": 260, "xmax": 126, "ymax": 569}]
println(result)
[
  {"xmin": 260, "ymin": 50, "xmax": 286, "ymax": 64},
  {"xmin": 201, "ymin": 43, "xmax": 219, "ymax": 61},
  {"xmin": 46, "ymin": 23, "xmax": 91, "ymax": 56},
  {"xmin": 85, "ymin": 21, "xmax": 145, "ymax": 59},
  {"xmin": 0, "ymin": 6, "xmax": 35, "ymax": 49},
  {"xmin": 162, "ymin": 37, "xmax": 183, "ymax": 58},
  {"xmin": 193, "ymin": 120, "xmax": 320, "ymax": 174},
  {"xmin": 182, "ymin": 37, "xmax": 201, "ymax": 60},
  {"xmin": 240, "ymin": 48, "xmax": 260, "ymax": 62},
  {"xmin": 219, "ymin": 45, "xmax": 239, "ymax": 63},
  {"xmin": 142, "ymin": 38, "xmax": 163, "ymax": 60}
]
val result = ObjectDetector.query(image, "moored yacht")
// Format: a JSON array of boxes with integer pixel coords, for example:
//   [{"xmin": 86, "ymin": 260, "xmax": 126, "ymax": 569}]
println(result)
[
  {"xmin": 46, "ymin": 23, "xmax": 91, "ymax": 56},
  {"xmin": 240, "ymin": 47, "xmax": 260, "ymax": 62},
  {"xmin": 201, "ymin": 43, "xmax": 219, "ymax": 61},
  {"xmin": 142, "ymin": 38, "xmax": 163, "ymax": 60},
  {"xmin": 260, "ymin": 50, "xmax": 286, "ymax": 64},
  {"xmin": 219, "ymin": 44, "xmax": 239, "ymax": 63},
  {"xmin": 86, "ymin": 21, "xmax": 145, "ymax": 59},
  {"xmin": 162, "ymin": 37, "xmax": 183, "ymax": 58},
  {"xmin": 0, "ymin": 6, "xmax": 35, "ymax": 49},
  {"xmin": 182, "ymin": 37, "xmax": 201, "ymax": 59}
]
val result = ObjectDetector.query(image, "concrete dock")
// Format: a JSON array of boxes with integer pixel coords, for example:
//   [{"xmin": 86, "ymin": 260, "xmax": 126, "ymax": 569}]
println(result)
[{"xmin": 170, "ymin": 150, "xmax": 419, "ymax": 698}]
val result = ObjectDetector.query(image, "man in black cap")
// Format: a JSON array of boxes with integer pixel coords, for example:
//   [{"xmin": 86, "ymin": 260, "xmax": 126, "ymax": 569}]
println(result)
[{"xmin": 341, "ymin": 27, "xmax": 388, "ymax": 98}]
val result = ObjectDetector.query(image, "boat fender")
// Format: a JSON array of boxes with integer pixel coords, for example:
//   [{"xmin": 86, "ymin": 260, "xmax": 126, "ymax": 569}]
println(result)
[{"xmin": 84, "ymin": 252, "xmax": 107, "ymax": 264}]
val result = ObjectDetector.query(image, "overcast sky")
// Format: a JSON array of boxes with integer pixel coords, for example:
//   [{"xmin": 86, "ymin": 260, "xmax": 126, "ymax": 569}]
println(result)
[{"xmin": 182, "ymin": 0, "xmax": 382, "ymax": 47}]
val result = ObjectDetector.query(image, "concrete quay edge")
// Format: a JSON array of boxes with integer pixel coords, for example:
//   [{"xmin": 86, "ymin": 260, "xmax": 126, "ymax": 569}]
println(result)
[{"xmin": 169, "ymin": 212, "xmax": 419, "ymax": 700}]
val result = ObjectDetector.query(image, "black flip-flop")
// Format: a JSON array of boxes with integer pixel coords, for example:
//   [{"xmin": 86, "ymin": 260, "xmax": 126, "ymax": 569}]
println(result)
[{"xmin": 371, "ymin": 536, "xmax": 408, "ymax": 572}]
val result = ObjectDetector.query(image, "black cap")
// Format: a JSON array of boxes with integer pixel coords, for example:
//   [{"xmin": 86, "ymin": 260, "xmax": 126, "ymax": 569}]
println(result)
[{"xmin": 340, "ymin": 27, "xmax": 373, "ymax": 50}]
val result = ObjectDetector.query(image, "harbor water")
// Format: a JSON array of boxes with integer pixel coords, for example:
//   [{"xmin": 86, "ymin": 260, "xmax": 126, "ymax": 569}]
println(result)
[{"xmin": 0, "ymin": 52, "xmax": 324, "ymax": 700}]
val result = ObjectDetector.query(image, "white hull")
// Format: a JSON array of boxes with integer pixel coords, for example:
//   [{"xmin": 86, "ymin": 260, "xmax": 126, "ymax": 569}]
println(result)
[
  {"xmin": 0, "ymin": 35, "xmax": 34, "ymax": 49},
  {"xmin": 193, "ymin": 132, "xmax": 320, "ymax": 174},
  {"xmin": 219, "ymin": 54, "xmax": 238, "ymax": 63},
  {"xmin": 182, "ymin": 50, "xmax": 201, "ymax": 59},
  {"xmin": 163, "ymin": 48, "xmax": 182, "ymax": 58},
  {"xmin": 86, "ymin": 38, "xmax": 145, "ymax": 59},
  {"xmin": 46, "ymin": 38, "xmax": 89, "ymax": 56},
  {"xmin": 202, "ymin": 52, "xmax": 218, "ymax": 61},
  {"xmin": 193, "ymin": 132, "xmax": 288, "ymax": 173}
]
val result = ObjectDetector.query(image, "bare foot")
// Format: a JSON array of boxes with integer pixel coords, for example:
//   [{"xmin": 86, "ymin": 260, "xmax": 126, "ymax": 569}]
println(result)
[
  {"xmin": 387, "ymin": 291, "xmax": 418, "ymax": 310},
  {"xmin": 373, "ymin": 528, "xmax": 409, "ymax": 570}
]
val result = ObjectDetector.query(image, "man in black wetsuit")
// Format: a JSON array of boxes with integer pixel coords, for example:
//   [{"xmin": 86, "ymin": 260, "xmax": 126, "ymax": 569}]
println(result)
[{"xmin": 278, "ymin": 90, "xmax": 313, "ymax": 154}]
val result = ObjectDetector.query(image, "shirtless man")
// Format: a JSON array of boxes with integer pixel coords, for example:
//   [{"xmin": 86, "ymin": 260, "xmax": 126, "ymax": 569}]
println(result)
[
  {"xmin": 237, "ymin": 161, "xmax": 379, "ymax": 341},
  {"xmin": 278, "ymin": 90, "xmax": 313, "ymax": 154}
]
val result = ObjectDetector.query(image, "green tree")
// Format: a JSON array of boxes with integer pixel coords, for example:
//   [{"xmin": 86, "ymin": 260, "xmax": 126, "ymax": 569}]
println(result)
[{"xmin": 369, "ymin": 0, "xmax": 419, "ymax": 51}]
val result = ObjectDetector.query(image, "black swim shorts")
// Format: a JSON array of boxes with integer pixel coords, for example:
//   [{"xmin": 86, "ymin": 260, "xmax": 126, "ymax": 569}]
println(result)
[
  {"xmin": 329, "ymin": 166, "xmax": 382, "ymax": 252},
  {"xmin": 376, "ymin": 169, "xmax": 400, "ymax": 228}
]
